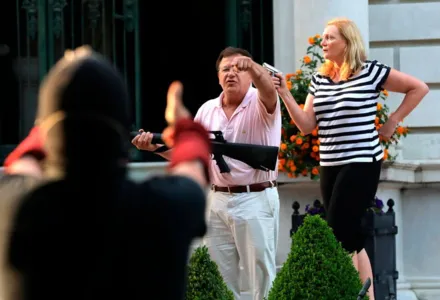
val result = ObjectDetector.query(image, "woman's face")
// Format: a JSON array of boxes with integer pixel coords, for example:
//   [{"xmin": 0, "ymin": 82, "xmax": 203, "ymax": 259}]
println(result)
[{"xmin": 321, "ymin": 25, "xmax": 347, "ymax": 63}]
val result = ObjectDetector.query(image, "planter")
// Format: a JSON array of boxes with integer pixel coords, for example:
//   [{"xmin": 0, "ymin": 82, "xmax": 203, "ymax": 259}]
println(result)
[{"xmin": 290, "ymin": 199, "xmax": 398, "ymax": 300}]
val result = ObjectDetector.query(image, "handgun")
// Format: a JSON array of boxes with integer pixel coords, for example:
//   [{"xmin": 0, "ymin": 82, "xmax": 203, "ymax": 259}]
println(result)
[{"xmin": 263, "ymin": 62, "xmax": 281, "ymax": 77}]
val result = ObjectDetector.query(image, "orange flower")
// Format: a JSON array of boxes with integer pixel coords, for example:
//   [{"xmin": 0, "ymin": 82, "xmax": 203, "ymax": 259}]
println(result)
[
  {"xmin": 377, "ymin": 103, "xmax": 382, "ymax": 110},
  {"xmin": 396, "ymin": 126, "xmax": 405, "ymax": 134},
  {"xmin": 296, "ymin": 138, "xmax": 303, "ymax": 145},
  {"xmin": 280, "ymin": 143, "xmax": 287, "ymax": 151},
  {"xmin": 375, "ymin": 117, "xmax": 380, "ymax": 125},
  {"xmin": 311, "ymin": 128, "xmax": 318, "ymax": 136},
  {"xmin": 383, "ymin": 148, "xmax": 389, "ymax": 160},
  {"xmin": 383, "ymin": 89, "xmax": 389, "ymax": 97},
  {"xmin": 312, "ymin": 167, "xmax": 319, "ymax": 175},
  {"xmin": 302, "ymin": 142, "xmax": 310, "ymax": 149},
  {"xmin": 286, "ymin": 80, "xmax": 292, "ymax": 90},
  {"xmin": 308, "ymin": 37, "xmax": 315, "ymax": 45},
  {"xmin": 296, "ymin": 69, "xmax": 302, "ymax": 75},
  {"xmin": 290, "ymin": 135, "xmax": 296, "ymax": 142},
  {"xmin": 312, "ymin": 145, "xmax": 319, "ymax": 152},
  {"xmin": 299, "ymin": 104, "xmax": 305, "ymax": 110},
  {"xmin": 303, "ymin": 56, "xmax": 311, "ymax": 64},
  {"xmin": 315, "ymin": 34, "xmax": 321, "ymax": 39},
  {"xmin": 285, "ymin": 73, "xmax": 295, "ymax": 80}
]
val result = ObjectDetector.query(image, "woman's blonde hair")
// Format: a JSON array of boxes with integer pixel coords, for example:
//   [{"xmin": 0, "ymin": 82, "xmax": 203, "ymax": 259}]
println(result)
[{"xmin": 319, "ymin": 18, "xmax": 367, "ymax": 81}]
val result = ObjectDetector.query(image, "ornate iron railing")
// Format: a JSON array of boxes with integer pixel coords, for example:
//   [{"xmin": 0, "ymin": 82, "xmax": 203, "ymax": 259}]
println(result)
[{"xmin": 15, "ymin": 0, "xmax": 141, "ymax": 138}]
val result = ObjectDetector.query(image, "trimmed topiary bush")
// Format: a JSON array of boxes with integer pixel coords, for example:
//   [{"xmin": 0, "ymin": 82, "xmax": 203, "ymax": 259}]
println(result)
[
  {"xmin": 185, "ymin": 245, "xmax": 234, "ymax": 300},
  {"xmin": 268, "ymin": 215, "xmax": 368, "ymax": 300}
]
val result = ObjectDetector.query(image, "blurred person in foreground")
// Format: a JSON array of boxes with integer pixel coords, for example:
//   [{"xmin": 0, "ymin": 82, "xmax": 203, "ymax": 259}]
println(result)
[
  {"xmin": 1, "ymin": 46, "xmax": 211, "ymax": 300},
  {"xmin": 272, "ymin": 18, "xmax": 429, "ymax": 299}
]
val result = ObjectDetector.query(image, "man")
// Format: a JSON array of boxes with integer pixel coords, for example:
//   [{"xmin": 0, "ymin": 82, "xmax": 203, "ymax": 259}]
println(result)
[
  {"xmin": 3, "ymin": 47, "xmax": 212, "ymax": 300},
  {"xmin": 132, "ymin": 46, "xmax": 281, "ymax": 299}
]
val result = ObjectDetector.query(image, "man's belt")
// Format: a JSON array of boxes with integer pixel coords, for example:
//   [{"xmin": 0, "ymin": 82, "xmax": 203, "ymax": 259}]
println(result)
[{"xmin": 211, "ymin": 180, "xmax": 277, "ymax": 193}]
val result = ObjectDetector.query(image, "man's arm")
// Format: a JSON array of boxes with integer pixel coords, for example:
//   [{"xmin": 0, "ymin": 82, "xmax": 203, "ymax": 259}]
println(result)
[{"xmin": 231, "ymin": 56, "xmax": 278, "ymax": 114}]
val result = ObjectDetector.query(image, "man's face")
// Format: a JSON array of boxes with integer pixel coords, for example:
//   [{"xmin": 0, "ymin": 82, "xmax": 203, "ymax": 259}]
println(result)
[{"xmin": 218, "ymin": 54, "xmax": 252, "ymax": 95}]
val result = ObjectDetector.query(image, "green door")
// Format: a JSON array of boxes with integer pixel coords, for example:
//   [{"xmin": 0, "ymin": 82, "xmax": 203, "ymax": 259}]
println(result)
[
  {"xmin": 225, "ymin": 0, "xmax": 274, "ymax": 66},
  {"xmin": 24, "ymin": 0, "xmax": 141, "ymax": 131},
  {"xmin": 0, "ymin": 0, "xmax": 142, "ymax": 164}
]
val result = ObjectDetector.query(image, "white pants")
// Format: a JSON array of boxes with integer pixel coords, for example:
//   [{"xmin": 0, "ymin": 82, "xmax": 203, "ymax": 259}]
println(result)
[{"xmin": 203, "ymin": 187, "xmax": 280, "ymax": 300}]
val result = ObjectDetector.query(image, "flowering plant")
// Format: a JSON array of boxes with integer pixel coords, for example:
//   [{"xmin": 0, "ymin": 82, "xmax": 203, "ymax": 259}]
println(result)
[
  {"xmin": 278, "ymin": 35, "xmax": 409, "ymax": 180},
  {"xmin": 369, "ymin": 196, "xmax": 385, "ymax": 214},
  {"xmin": 305, "ymin": 196, "xmax": 385, "ymax": 216},
  {"xmin": 305, "ymin": 199, "xmax": 325, "ymax": 216}
]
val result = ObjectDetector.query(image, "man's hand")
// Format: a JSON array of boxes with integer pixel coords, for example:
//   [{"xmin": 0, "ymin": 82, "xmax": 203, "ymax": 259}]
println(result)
[
  {"xmin": 131, "ymin": 130, "xmax": 162, "ymax": 151},
  {"xmin": 230, "ymin": 56, "xmax": 255, "ymax": 73}
]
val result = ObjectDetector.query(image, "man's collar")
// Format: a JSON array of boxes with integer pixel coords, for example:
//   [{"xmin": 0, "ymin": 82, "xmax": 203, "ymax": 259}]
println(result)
[{"xmin": 216, "ymin": 85, "xmax": 254, "ymax": 108}]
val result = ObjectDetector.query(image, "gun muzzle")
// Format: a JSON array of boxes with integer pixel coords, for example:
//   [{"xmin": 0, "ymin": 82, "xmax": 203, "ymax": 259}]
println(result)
[
  {"xmin": 263, "ymin": 62, "xmax": 281, "ymax": 76},
  {"xmin": 130, "ymin": 131, "xmax": 163, "ymax": 144}
]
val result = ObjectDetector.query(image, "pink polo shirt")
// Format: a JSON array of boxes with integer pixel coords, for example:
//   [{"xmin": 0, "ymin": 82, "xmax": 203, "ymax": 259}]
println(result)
[{"xmin": 194, "ymin": 86, "xmax": 281, "ymax": 186}]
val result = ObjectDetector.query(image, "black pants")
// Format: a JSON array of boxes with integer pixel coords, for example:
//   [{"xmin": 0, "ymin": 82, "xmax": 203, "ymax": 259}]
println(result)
[{"xmin": 320, "ymin": 159, "xmax": 382, "ymax": 253}]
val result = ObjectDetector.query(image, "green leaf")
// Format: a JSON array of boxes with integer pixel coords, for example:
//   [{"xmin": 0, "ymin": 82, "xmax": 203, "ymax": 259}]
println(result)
[{"xmin": 185, "ymin": 246, "xmax": 234, "ymax": 300}]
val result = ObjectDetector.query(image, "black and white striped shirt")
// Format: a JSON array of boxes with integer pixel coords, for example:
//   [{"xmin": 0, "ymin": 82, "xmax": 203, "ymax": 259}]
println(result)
[{"xmin": 309, "ymin": 60, "xmax": 391, "ymax": 166}]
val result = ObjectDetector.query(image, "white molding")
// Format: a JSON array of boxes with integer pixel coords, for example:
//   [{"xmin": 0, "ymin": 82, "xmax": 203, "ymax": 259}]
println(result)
[
  {"xmin": 3, "ymin": 160, "xmax": 440, "ymax": 186},
  {"xmin": 406, "ymin": 277, "xmax": 440, "ymax": 289},
  {"xmin": 277, "ymin": 160, "xmax": 440, "ymax": 187}
]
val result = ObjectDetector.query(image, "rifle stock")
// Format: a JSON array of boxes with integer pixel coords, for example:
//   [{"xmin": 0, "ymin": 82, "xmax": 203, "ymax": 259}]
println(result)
[{"xmin": 131, "ymin": 131, "xmax": 279, "ymax": 173}]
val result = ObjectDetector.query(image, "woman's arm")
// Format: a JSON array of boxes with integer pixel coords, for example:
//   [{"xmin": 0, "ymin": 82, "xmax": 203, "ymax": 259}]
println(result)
[
  {"xmin": 273, "ymin": 73, "xmax": 317, "ymax": 134},
  {"xmin": 379, "ymin": 69, "xmax": 429, "ymax": 138}
]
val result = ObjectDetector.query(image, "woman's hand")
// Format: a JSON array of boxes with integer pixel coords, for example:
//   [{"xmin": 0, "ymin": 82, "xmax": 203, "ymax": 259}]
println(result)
[
  {"xmin": 272, "ymin": 73, "xmax": 289, "ymax": 94},
  {"xmin": 379, "ymin": 114, "xmax": 399, "ymax": 140}
]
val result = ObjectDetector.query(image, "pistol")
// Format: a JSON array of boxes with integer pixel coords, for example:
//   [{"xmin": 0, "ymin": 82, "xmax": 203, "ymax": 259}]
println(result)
[{"xmin": 263, "ymin": 62, "xmax": 281, "ymax": 77}]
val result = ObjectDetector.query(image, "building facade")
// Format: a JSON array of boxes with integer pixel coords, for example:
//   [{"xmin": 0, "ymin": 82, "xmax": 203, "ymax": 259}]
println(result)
[
  {"xmin": 273, "ymin": 1, "xmax": 440, "ymax": 299},
  {"xmin": 1, "ymin": 1, "xmax": 439, "ymax": 299}
]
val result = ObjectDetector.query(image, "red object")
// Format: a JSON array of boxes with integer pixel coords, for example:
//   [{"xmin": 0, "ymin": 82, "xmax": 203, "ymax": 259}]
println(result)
[
  {"xmin": 4, "ymin": 126, "xmax": 45, "ymax": 170},
  {"xmin": 169, "ymin": 119, "xmax": 211, "ymax": 183}
]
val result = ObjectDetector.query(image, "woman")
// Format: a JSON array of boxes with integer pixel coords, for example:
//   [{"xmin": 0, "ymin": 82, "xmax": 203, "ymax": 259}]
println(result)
[{"xmin": 273, "ymin": 17, "xmax": 429, "ymax": 299}]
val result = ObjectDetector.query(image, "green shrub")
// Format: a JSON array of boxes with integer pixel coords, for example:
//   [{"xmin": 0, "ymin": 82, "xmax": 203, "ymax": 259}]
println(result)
[
  {"xmin": 185, "ymin": 245, "xmax": 234, "ymax": 300},
  {"xmin": 267, "ymin": 215, "xmax": 368, "ymax": 300}
]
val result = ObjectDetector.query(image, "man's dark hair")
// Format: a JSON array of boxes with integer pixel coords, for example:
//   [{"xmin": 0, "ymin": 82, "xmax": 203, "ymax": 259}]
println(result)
[{"xmin": 215, "ymin": 46, "xmax": 253, "ymax": 71}]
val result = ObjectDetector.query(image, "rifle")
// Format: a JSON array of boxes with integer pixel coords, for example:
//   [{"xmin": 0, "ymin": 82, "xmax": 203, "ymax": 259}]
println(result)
[
  {"xmin": 357, "ymin": 277, "xmax": 371, "ymax": 300},
  {"xmin": 131, "ymin": 130, "xmax": 279, "ymax": 173}
]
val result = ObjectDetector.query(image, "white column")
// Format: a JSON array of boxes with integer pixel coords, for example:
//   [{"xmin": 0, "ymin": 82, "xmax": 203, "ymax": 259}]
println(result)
[{"xmin": 273, "ymin": 0, "xmax": 296, "ymax": 73}]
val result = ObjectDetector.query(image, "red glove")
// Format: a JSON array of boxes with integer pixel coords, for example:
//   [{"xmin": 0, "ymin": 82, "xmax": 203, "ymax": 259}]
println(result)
[
  {"xmin": 4, "ymin": 126, "xmax": 45, "ymax": 171},
  {"xmin": 168, "ymin": 119, "xmax": 211, "ymax": 183}
]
